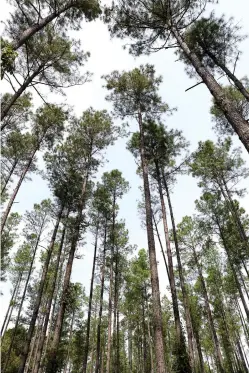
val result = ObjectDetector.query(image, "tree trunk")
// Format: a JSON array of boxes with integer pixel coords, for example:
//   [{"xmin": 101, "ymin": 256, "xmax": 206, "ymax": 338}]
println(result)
[
  {"xmin": 1, "ymin": 271, "xmax": 22, "ymax": 336},
  {"xmin": 204, "ymin": 48, "xmax": 249, "ymax": 102},
  {"xmin": 137, "ymin": 110, "xmax": 167, "ymax": 373},
  {"xmin": 152, "ymin": 214, "xmax": 170, "ymax": 281},
  {"xmin": 32, "ymin": 223, "xmax": 67, "ymax": 373},
  {"xmin": 221, "ymin": 178, "xmax": 249, "ymax": 249},
  {"xmin": 3, "ymin": 222, "xmax": 44, "ymax": 372},
  {"xmin": 17, "ymin": 206, "xmax": 63, "ymax": 373},
  {"xmin": 63, "ymin": 310, "xmax": 75, "ymax": 373},
  {"xmin": 82, "ymin": 222, "xmax": 99, "ymax": 373},
  {"xmin": 1, "ymin": 148, "xmax": 36, "ymax": 232},
  {"xmin": 95, "ymin": 221, "xmax": 107, "ymax": 373},
  {"xmin": 192, "ymin": 247, "xmax": 225, "ymax": 373},
  {"xmin": 217, "ymin": 221, "xmax": 249, "ymax": 320},
  {"xmin": 155, "ymin": 163, "xmax": 191, "ymax": 373},
  {"xmin": 106, "ymin": 255, "xmax": 114, "ymax": 373},
  {"xmin": 1, "ymin": 160, "xmax": 18, "ymax": 195},
  {"xmin": 162, "ymin": 172, "xmax": 195, "ymax": 371},
  {"xmin": 171, "ymin": 28, "xmax": 249, "ymax": 152},
  {"xmin": 47, "ymin": 175, "xmax": 88, "ymax": 373}
]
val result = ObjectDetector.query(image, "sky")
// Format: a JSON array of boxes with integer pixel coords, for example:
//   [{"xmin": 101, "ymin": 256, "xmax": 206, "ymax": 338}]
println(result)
[{"xmin": 1, "ymin": 0, "xmax": 249, "ymax": 324}]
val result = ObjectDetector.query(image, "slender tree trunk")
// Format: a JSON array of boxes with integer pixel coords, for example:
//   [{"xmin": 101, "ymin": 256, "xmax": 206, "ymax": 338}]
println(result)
[
  {"xmin": 152, "ymin": 214, "xmax": 170, "ymax": 281},
  {"xmin": 171, "ymin": 28, "xmax": 249, "ymax": 152},
  {"xmin": 217, "ymin": 221, "xmax": 249, "ymax": 320},
  {"xmin": 47, "ymin": 174, "xmax": 89, "ymax": 373},
  {"xmin": 147, "ymin": 319, "xmax": 154, "ymax": 373},
  {"xmin": 137, "ymin": 110, "xmax": 167, "ymax": 373},
  {"xmin": 235, "ymin": 297, "xmax": 249, "ymax": 342},
  {"xmin": 63, "ymin": 310, "xmax": 75, "ymax": 373},
  {"xmin": 3, "ymin": 223, "xmax": 44, "ymax": 372},
  {"xmin": 128, "ymin": 322, "xmax": 133, "ymax": 372},
  {"xmin": 17, "ymin": 206, "xmax": 63, "ymax": 373},
  {"xmin": 192, "ymin": 247, "xmax": 225, "ymax": 373},
  {"xmin": 106, "ymin": 190, "xmax": 118, "ymax": 373},
  {"xmin": 106, "ymin": 256, "xmax": 114, "ymax": 373},
  {"xmin": 82, "ymin": 222, "xmax": 99, "ymax": 373},
  {"xmin": 162, "ymin": 172, "xmax": 195, "ymax": 371},
  {"xmin": 1, "ymin": 160, "xmax": 18, "ymax": 195},
  {"xmin": 1, "ymin": 67, "xmax": 43, "ymax": 123},
  {"xmin": 236, "ymin": 338, "xmax": 249, "ymax": 373},
  {"xmin": 32, "ymin": 223, "xmax": 67, "ymax": 373},
  {"xmin": 221, "ymin": 178, "xmax": 249, "ymax": 248},
  {"xmin": 95, "ymin": 221, "xmax": 107, "ymax": 373},
  {"xmin": 203, "ymin": 48, "xmax": 249, "ymax": 101},
  {"xmin": 155, "ymin": 163, "xmax": 191, "ymax": 373},
  {"xmin": 1, "ymin": 148, "xmax": 36, "ymax": 232},
  {"xmin": 1, "ymin": 271, "xmax": 22, "ymax": 336}
]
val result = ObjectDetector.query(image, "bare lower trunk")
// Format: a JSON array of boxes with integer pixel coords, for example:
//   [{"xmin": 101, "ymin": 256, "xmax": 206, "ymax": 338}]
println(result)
[
  {"xmin": 95, "ymin": 221, "xmax": 107, "ymax": 373},
  {"xmin": 217, "ymin": 221, "xmax": 249, "ymax": 320},
  {"xmin": 17, "ymin": 206, "xmax": 63, "ymax": 373},
  {"xmin": 1, "ymin": 149, "xmax": 36, "ymax": 232},
  {"xmin": 152, "ymin": 214, "xmax": 170, "ymax": 281},
  {"xmin": 47, "ymin": 175, "xmax": 88, "ymax": 373},
  {"xmin": 138, "ymin": 111, "xmax": 167, "ymax": 373},
  {"xmin": 32, "ymin": 223, "xmax": 67, "ymax": 373},
  {"xmin": 171, "ymin": 28, "xmax": 249, "ymax": 152},
  {"xmin": 106, "ymin": 260, "xmax": 114, "ymax": 373},
  {"xmin": 221, "ymin": 179, "xmax": 249, "ymax": 250},
  {"xmin": 3, "ymin": 224, "xmax": 44, "ymax": 372},
  {"xmin": 192, "ymin": 247, "xmax": 225, "ymax": 373},
  {"xmin": 82, "ymin": 223, "xmax": 99, "ymax": 373},
  {"xmin": 155, "ymin": 164, "xmax": 191, "ymax": 373},
  {"xmin": 1, "ymin": 272, "xmax": 22, "ymax": 336},
  {"xmin": 162, "ymin": 173, "xmax": 195, "ymax": 371}
]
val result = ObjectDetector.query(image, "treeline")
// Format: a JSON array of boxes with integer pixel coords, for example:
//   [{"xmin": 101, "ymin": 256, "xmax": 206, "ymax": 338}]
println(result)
[{"xmin": 1, "ymin": 1, "xmax": 249, "ymax": 373}]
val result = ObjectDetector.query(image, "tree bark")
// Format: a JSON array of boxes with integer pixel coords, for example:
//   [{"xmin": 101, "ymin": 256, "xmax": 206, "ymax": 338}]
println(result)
[
  {"xmin": 221, "ymin": 178, "xmax": 249, "ymax": 250},
  {"xmin": 138, "ymin": 110, "xmax": 167, "ymax": 373},
  {"xmin": 17, "ymin": 206, "xmax": 63, "ymax": 373},
  {"xmin": 106, "ymin": 251, "xmax": 114, "ymax": 373},
  {"xmin": 171, "ymin": 28, "xmax": 249, "ymax": 152},
  {"xmin": 2, "ymin": 222, "xmax": 44, "ymax": 373},
  {"xmin": 32, "ymin": 223, "xmax": 67, "ymax": 373},
  {"xmin": 217, "ymin": 221, "xmax": 249, "ymax": 320},
  {"xmin": 47, "ymin": 174, "xmax": 88, "ymax": 373},
  {"xmin": 82, "ymin": 222, "xmax": 99, "ymax": 373},
  {"xmin": 155, "ymin": 163, "xmax": 191, "ymax": 373},
  {"xmin": 1, "ymin": 148, "xmax": 36, "ymax": 233},
  {"xmin": 162, "ymin": 173, "xmax": 195, "ymax": 371},
  {"xmin": 95, "ymin": 221, "xmax": 107, "ymax": 373},
  {"xmin": 152, "ymin": 213, "xmax": 170, "ymax": 281},
  {"xmin": 192, "ymin": 246, "xmax": 225, "ymax": 373}
]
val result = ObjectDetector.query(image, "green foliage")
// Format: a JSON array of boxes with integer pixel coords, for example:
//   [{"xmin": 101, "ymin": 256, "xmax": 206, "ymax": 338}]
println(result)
[
  {"xmin": 103, "ymin": 65, "xmax": 168, "ymax": 120},
  {"xmin": 1, "ymin": 213, "xmax": 22, "ymax": 282},
  {"xmin": 1, "ymin": 38, "xmax": 18, "ymax": 77},
  {"xmin": 1, "ymin": 326, "xmax": 27, "ymax": 373}
]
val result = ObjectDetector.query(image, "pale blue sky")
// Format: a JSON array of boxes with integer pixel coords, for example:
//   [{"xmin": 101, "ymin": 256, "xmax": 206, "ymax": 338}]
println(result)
[{"xmin": 1, "ymin": 0, "xmax": 249, "ymax": 323}]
